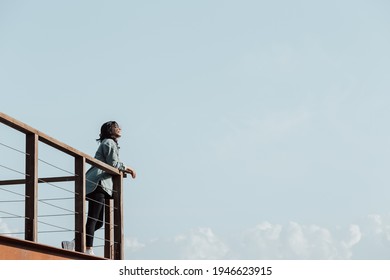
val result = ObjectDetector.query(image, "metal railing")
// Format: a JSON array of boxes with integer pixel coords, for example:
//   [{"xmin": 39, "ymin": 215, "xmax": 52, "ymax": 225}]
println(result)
[{"xmin": 0, "ymin": 112, "xmax": 124, "ymax": 259}]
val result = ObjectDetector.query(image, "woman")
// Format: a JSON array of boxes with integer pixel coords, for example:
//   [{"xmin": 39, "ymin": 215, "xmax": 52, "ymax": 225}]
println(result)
[{"xmin": 62, "ymin": 121, "xmax": 136, "ymax": 255}]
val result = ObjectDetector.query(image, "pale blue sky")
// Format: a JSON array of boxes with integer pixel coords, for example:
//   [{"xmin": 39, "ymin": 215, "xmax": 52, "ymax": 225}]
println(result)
[{"xmin": 1, "ymin": 0, "xmax": 390, "ymax": 259}]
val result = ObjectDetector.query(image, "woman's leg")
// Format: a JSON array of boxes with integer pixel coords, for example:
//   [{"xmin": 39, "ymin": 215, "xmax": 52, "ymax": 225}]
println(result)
[{"xmin": 86, "ymin": 191, "xmax": 106, "ymax": 248}]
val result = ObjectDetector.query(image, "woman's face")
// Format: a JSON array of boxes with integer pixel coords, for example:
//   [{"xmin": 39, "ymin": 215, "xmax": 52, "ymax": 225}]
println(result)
[{"xmin": 111, "ymin": 123, "xmax": 122, "ymax": 139}]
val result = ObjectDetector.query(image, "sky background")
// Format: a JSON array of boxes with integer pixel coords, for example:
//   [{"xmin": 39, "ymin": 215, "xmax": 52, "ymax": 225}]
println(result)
[{"xmin": 1, "ymin": 0, "xmax": 390, "ymax": 259}]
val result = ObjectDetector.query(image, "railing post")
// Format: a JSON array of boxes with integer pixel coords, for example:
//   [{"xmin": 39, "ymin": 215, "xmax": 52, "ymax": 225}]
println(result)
[
  {"xmin": 112, "ymin": 173, "xmax": 124, "ymax": 260},
  {"xmin": 104, "ymin": 199, "xmax": 114, "ymax": 259},
  {"xmin": 25, "ymin": 133, "xmax": 38, "ymax": 242},
  {"xmin": 74, "ymin": 156, "xmax": 86, "ymax": 253}
]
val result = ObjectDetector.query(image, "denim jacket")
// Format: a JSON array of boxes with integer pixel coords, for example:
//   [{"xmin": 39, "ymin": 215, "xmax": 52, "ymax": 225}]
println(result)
[{"xmin": 85, "ymin": 138, "xmax": 126, "ymax": 197}]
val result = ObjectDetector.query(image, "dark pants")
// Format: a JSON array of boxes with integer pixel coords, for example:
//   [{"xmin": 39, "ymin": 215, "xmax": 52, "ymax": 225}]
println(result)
[{"xmin": 86, "ymin": 186, "xmax": 108, "ymax": 247}]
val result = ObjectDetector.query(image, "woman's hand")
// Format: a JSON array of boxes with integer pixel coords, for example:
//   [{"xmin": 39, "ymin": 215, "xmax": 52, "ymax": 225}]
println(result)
[{"xmin": 125, "ymin": 166, "xmax": 136, "ymax": 179}]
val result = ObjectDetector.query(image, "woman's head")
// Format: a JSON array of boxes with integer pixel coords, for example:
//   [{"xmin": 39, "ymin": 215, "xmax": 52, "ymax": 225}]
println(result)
[{"xmin": 98, "ymin": 121, "xmax": 121, "ymax": 142}]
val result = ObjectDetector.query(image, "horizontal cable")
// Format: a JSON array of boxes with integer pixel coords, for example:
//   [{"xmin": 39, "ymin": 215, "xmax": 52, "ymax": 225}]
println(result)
[
  {"xmin": 0, "ymin": 163, "xmax": 29, "ymax": 177},
  {"xmin": 38, "ymin": 200, "xmax": 76, "ymax": 215},
  {"xmin": 1, "ymin": 140, "xmax": 74, "ymax": 176},
  {"xmin": 37, "ymin": 178, "xmax": 75, "ymax": 194},
  {"xmin": 0, "ymin": 199, "xmax": 25, "ymax": 203},
  {"xmin": 39, "ymin": 155, "xmax": 120, "ymax": 196},
  {"xmin": 0, "ymin": 142, "xmax": 28, "ymax": 155},
  {"xmin": 37, "ymin": 220, "xmax": 74, "ymax": 233},
  {"xmin": 38, "ymin": 157, "xmax": 120, "ymax": 196},
  {"xmin": 37, "ymin": 229, "xmax": 73, "ymax": 234},
  {"xmin": 39, "ymin": 197, "xmax": 73, "ymax": 202},
  {"xmin": 87, "ymin": 195, "xmax": 118, "ymax": 211},
  {"xmin": 38, "ymin": 213, "xmax": 74, "ymax": 218},
  {"xmin": 86, "ymin": 215, "xmax": 118, "ymax": 229},
  {"xmin": 87, "ymin": 230, "xmax": 119, "ymax": 245},
  {"xmin": 0, "ymin": 187, "xmax": 27, "ymax": 198},
  {"xmin": 0, "ymin": 141, "xmax": 121, "ymax": 196},
  {"xmin": 0, "ymin": 165, "xmax": 119, "ymax": 197},
  {"xmin": 38, "ymin": 158, "xmax": 75, "ymax": 176},
  {"xmin": 0, "ymin": 210, "xmax": 26, "ymax": 219},
  {"xmin": 0, "ymin": 141, "xmax": 123, "ymax": 248}
]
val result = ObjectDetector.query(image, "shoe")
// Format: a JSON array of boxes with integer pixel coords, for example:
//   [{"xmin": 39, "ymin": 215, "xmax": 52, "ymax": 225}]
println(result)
[
  {"xmin": 85, "ymin": 248, "xmax": 95, "ymax": 255},
  {"xmin": 61, "ymin": 239, "xmax": 75, "ymax": 251}
]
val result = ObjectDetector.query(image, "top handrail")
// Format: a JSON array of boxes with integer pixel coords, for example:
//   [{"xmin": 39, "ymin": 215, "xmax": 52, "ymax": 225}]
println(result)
[{"xmin": 0, "ymin": 112, "xmax": 120, "ymax": 175}]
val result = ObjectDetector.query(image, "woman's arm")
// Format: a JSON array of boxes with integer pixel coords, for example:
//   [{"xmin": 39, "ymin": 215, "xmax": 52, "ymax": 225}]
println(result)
[{"xmin": 124, "ymin": 166, "xmax": 136, "ymax": 179}]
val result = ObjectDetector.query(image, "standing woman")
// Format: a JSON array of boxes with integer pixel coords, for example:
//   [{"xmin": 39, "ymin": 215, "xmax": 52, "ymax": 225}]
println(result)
[{"xmin": 62, "ymin": 121, "xmax": 136, "ymax": 255}]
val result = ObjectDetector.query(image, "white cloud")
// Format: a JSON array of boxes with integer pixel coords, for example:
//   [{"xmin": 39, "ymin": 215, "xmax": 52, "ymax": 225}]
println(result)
[
  {"xmin": 124, "ymin": 236, "xmax": 145, "ymax": 252},
  {"xmin": 0, "ymin": 218, "xmax": 16, "ymax": 237},
  {"xmin": 125, "ymin": 215, "xmax": 390, "ymax": 260},
  {"xmin": 124, "ymin": 227, "xmax": 230, "ymax": 260},
  {"xmin": 240, "ymin": 222, "xmax": 346, "ymax": 259},
  {"xmin": 342, "ymin": 224, "xmax": 362, "ymax": 249},
  {"xmin": 240, "ymin": 221, "xmax": 358, "ymax": 259},
  {"xmin": 173, "ymin": 227, "xmax": 230, "ymax": 259}
]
